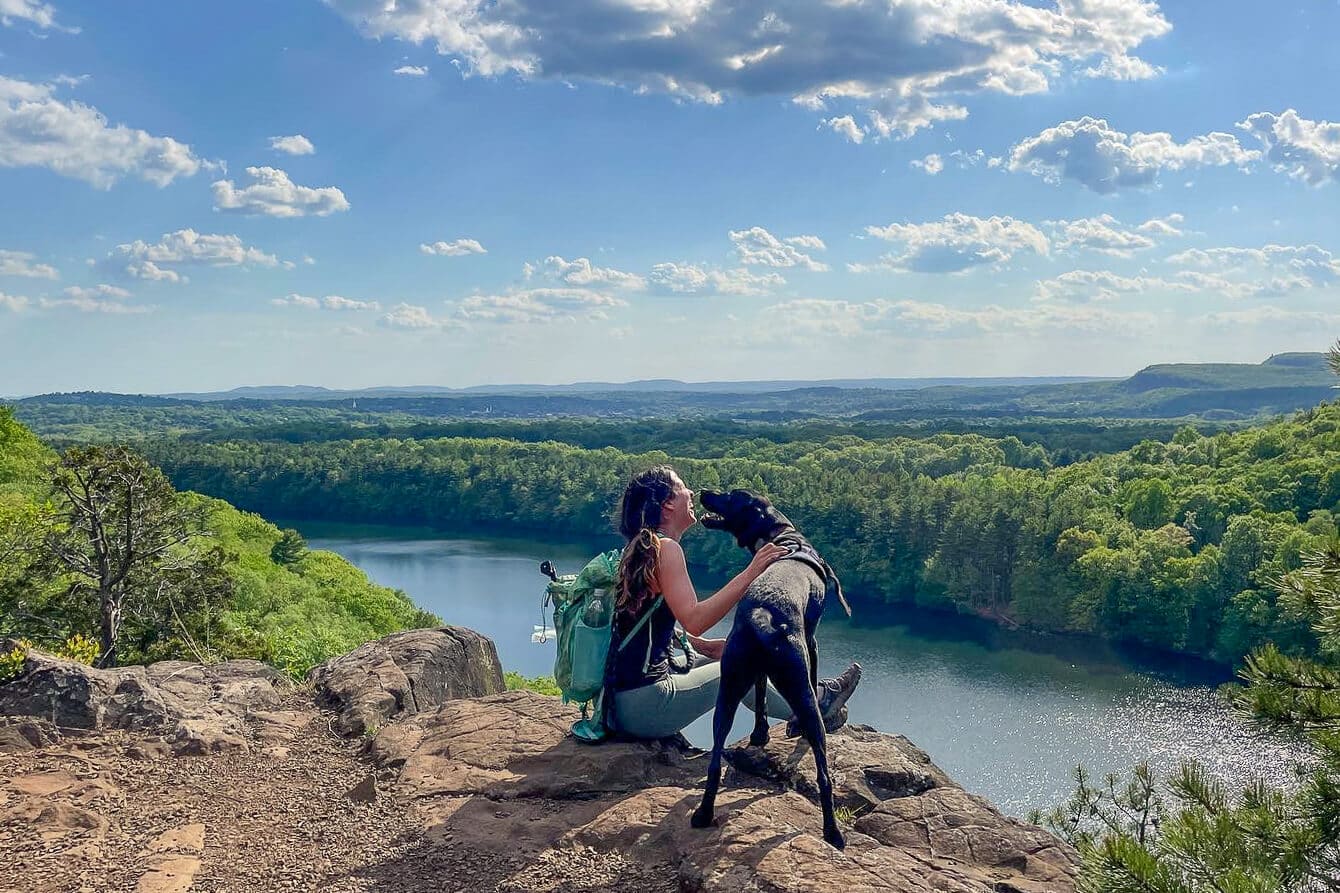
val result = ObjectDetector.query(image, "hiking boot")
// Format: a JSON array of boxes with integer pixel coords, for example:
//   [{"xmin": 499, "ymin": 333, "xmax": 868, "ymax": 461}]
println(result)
[{"xmin": 785, "ymin": 662, "xmax": 862, "ymax": 737}]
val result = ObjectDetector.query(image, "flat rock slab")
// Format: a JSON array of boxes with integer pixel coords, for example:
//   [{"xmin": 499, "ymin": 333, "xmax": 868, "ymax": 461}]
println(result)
[
  {"xmin": 376, "ymin": 690, "xmax": 1079, "ymax": 892},
  {"xmin": 309, "ymin": 626, "xmax": 506, "ymax": 736},
  {"xmin": 135, "ymin": 855, "xmax": 201, "ymax": 893}
]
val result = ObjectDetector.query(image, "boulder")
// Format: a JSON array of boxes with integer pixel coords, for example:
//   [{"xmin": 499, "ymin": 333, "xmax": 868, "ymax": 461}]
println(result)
[
  {"xmin": 308, "ymin": 626, "xmax": 505, "ymax": 736},
  {"xmin": 0, "ymin": 646, "xmax": 288, "ymax": 753}
]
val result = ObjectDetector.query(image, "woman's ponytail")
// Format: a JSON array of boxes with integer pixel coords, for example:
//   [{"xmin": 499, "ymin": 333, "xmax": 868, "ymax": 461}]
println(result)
[{"xmin": 613, "ymin": 465, "xmax": 676, "ymax": 621}]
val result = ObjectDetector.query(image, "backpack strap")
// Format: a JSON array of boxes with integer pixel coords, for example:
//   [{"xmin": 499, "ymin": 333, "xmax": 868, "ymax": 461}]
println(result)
[{"xmin": 616, "ymin": 596, "xmax": 664, "ymax": 651}]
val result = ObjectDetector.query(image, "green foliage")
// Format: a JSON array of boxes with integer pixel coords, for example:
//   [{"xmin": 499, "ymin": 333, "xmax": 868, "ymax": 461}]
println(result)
[
  {"xmin": 0, "ymin": 641, "xmax": 29, "ymax": 683},
  {"xmin": 0, "ymin": 413, "xmax": 440, "ymax": 679},
  {"xmin": 142, "ymin": 399, "xmax": 1340, "ymax": 666},
  {"xmin": 504, "ymin": 671, "xmax": 562, "ymax": 696},
  {"xmin": 56, "ymin": 633, "xmax": 99, "ymax": 665},
  {"xmin": 269, "ymin": 527, "xmax": 308, "ymax": 565}
]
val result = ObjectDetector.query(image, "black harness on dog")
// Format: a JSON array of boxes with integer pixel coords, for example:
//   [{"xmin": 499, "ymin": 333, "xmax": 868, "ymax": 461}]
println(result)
[{"xmin": 755, "ymin": 530, "xmax": 852, "ymax": 617}]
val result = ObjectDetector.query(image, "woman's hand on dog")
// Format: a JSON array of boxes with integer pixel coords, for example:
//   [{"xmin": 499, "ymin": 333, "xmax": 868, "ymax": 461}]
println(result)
[{"xmin": 745, "ymin": 542, "xmax": 792, "ymax": 580}]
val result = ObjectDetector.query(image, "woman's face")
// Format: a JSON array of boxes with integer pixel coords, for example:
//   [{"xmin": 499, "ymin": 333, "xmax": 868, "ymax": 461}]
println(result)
[{"xmin": 660, "ymin": 472, "xmax": 696, "ymax": 533}]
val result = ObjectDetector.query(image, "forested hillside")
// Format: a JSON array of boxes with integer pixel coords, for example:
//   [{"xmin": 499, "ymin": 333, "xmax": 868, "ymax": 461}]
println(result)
[
  {"xmin": 145, "ymin": 401, "xmax": 1340, "ymax": 666},
  {"xmin": 0, "ymin": 408, "xmax": 437, "ymax": 675}
]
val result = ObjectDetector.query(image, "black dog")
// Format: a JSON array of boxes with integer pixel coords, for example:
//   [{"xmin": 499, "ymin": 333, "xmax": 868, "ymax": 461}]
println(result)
[{"xmin": 689, "ymin": 488, "xmax": 852, "ymax": 850}]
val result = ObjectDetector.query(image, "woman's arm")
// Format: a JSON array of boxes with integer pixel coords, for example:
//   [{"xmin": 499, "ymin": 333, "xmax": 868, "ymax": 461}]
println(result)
[
  {"xmin": 687, "ymin": 633, "xmax": 725, "ymax": 660},
  {"xmin": 654, "ymin": 538, "xmax": 790, "ymax": 636}
]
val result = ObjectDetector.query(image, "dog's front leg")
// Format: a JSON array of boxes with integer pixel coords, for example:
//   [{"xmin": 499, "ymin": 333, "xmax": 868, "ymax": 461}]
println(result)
[{"xmin": 748, "ymin": 673, "xmax": 769, "ymax": 747}]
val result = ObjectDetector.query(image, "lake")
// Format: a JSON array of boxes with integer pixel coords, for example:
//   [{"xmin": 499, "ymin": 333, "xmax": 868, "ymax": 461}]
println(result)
[{"xmin": 304, "ymin": 523, "xmax": 1308, "ymax": 818}]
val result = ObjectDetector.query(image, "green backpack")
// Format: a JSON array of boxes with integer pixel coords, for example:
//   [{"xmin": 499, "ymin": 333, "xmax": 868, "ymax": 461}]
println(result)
[{"xmin": 545, "ymin": 548, "xmax": 663, "ymax": 742}]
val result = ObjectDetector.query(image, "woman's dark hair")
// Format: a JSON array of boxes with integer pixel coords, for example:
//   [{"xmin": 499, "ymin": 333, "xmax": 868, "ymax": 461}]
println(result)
[{"xmin": 615, "ymin": 464, "xmax": 677, "ymax": 621}]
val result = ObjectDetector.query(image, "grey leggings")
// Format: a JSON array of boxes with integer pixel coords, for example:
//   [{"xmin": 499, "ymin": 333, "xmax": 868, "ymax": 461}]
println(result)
[{"xmin": 611, "ymin": 653, "xmax": 793, "ymax": 740}]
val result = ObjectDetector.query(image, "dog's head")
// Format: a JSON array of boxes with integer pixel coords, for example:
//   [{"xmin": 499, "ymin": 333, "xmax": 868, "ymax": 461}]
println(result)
[{"xmin": 698, "ymin": 488, "xmax": 794, "ymax": 551}]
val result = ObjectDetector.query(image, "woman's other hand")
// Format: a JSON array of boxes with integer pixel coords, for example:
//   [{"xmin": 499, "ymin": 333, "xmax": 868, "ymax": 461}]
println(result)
[
  {"xmin": 745, "ymin": 542, "xmax": 791, "ymax": 580},
  {"xmin": 688, "ymin": 634, "xmax": 726, "ymax": 660}
]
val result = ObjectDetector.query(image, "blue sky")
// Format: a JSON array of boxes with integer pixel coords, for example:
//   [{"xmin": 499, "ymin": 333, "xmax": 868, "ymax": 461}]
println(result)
[{"xmin": 1, "ymin": 0, "xmax": 1337, "ymax": 394}]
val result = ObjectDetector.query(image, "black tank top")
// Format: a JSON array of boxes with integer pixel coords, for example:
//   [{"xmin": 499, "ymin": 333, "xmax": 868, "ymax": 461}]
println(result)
[{"xmin": 609, "ymin": 595, "xmax": 677, "ymax": 692}]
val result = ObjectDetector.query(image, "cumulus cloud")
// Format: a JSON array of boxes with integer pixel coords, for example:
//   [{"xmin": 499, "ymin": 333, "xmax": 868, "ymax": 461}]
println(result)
[
  {"xmin": 62, "ymin": 283, "xmax": 130, "ymax": 300},
  {"xmin": 272, "ymin": 293, "xmax": 320, "ymax": 309},
  {"xmin": 420, "ymin": 238, "xmax": 486, "ymax": 256},
  {"xmin": 0, "ymin": 291, "xmax": 28, "ymax": 312},
  {"xmin": 212, "ymin": 166, "xmax": 350, "ymax": 218},
  {"xmin": 115, "ymin": 229, "xmax": 281, "ymax": 282},
  {"xmin": 394, "ymin": 65, "xmax": 429, "ymax": 76},
  {"xmin": 541, "ymin": 256, "xmax": 645, "ymax": 290},
  {"xmin": 910, "ymin": 153, "xmax": 944, "ymax": 175},
  {"xmin": 0, "ymin": 248, "xmax": 58, "ymax": 279},
  {"xmin": 0, "ymin": 75, "xmax": 209, "ymax": 188},
  {"xmin": 0, "ymin": 0, "xmax": 70, "ymax": 31},
  {"xmin": 822, "ymin": 115, "xmax": 864, "ymax": 144},
  {"xmin": 1166, "ymin": 243, "xmax": 1340, "ymax": 296},
  {"xmin": 1033, "ymin": 270, "xmax": 1194, "ymax": 303},
  {"xmin": 1047, "ymin": 213, "xmax": 1183, "ymax": 257},
  {"xmin": 453, "ymin": 287, "xmax": 627, "ymax": 324},
  {"xmin": 325, "ymin": 0, "xmax": 1170, "ymax": 138},
  {"xmin": 269, "ymin": 134, "xmax": 315, "ymax": 155},
  {"xmin": 647, "ymin": 262, "xmax": 784, "ymax": 296},
  {"xmin": 857, "ymin": 213, "xmax": 1048, "ymax": 274},
  {"xmin": 379, "ymin": 302, "xmax": 443, "ymax": 329},
  {"xmin": 1009, "ymin": 117, "xmax": 1259, "ymax": 193},
  {"xmin": 39, "ymin": 295, "xmax": 147, "ymax": 314},
  {"xmin": 730, "ymin": 226, "xmax": 828, "ymax": 271},
  {"xmin": 1238, "ymin": 110, "xmax": 1340, "ymax": 186}
]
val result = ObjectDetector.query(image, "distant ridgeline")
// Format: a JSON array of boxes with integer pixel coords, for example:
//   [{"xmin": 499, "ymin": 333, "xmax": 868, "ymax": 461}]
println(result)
[
  {"xmin": 0, "ymin": 408, "xmax": 438, "ymax": 675},
  {"xmin": 139, "ymin": 398, "xmax": 1340, "ymax": 668}
]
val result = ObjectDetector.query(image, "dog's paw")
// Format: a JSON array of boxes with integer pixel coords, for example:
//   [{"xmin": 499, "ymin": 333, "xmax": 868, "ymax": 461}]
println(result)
[
  {"xmin": 690, "ymin": 809, "xmax": 716, "ymax": 830},
  {"xmin": 824, "ymin": 827, "xmax": 847, "ymax": 851},
  {"xmin": 748, "ymin": 732, "xmax": 769, "ymax": 748}
]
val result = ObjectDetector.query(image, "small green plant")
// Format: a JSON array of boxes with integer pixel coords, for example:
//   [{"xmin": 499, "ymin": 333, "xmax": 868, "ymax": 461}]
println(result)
[
  {"xmin": 56, "ymin": 633, "xmax": 100, "ymax": 666},
  {"xmin": 504, "ymin": 671, "xmax": 562, "ymax": 696},
  {"xmin": 0, "ymin": 640, "xmax": 31, "ymax": 683},
  {"xmin": 833, "ymin": 805, "xmax": 858, "ymax": 826}
]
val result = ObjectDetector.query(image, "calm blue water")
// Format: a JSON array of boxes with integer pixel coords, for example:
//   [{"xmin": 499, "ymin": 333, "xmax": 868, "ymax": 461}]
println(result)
[{"xmin": 304, "ymin": 523, "xmax": 1309, "ymax": 817}]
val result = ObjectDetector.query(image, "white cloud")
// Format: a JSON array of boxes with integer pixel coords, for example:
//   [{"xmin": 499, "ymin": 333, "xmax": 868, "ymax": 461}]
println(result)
[
  {"xmin": 822, "ymin": 115, "xmax": 864, "ymax": 144},
  {"xmin": 394, "ymin": 65, "xmax": 429, "ymax": 76},
  {"xmin": 0, "ymin": 248, "xmax": 58, "ymax": 279},
  {"xmin": 910, "ymin": 153, "xmax": 944, "ymax": 175},
  {"xmin": 0, "ymin": 0, "xmax": 69, "ymax": 31},
  {"xmin": 125, "ymin": 260, "xmax": 183, "ymax": 283},
  {"xmin": 1083, "ymin": 55, "xmax": 1162, "ymax": 80},
  {"xmin": 1034, "ymin": 270, "xmax": 1194, "ymax": 303},
  {"xmin": 1238, "ymin": 110, "xmax": 1340, "ymax": 186},
  {"xmin": 730, "ymin": 226, "xmax": 828, "ymax": 271},
  {"xmin": 0, "ymin": 291, "xmax": 28, "ymax": 312},
  {"xmin": 115, "ymin": 229, "xmax": 281, "ymax": 281},
  {"xmin": 0, "ymin": 75, "xmax": 208, "ymax": 188},
  {"xmin": 784, "ymin": 235, "xmax": 825, "ymax": 251},
  {"xmin": 302, "ymin": 255, "xmax": 317, "ymax": 265},
  {"xmin": 1047, "ymin": 213, "xmax": 1183, "ymax": 257},
  {"xmin": 269, "ymin": 134, "xmax": 315, "ymax": 155},
  {"xmin": 857, "ymin": 213, "xmax": 1048, "ymax": 274},
  {"xmin": 212, "ymin": 166, "xmax": 350, "ymax": 218},
  {"xmin": 38, "ymin": 295, "xmax": 147, "ymax": 314},
  {"xmin": 325, "ymin": 0, "xmax": 1169, "ymax": 139},
  {"xmin": 420, "ymin": 238, "xmax": 487, "ymax": 256},
  {"xmin": 1009, "ymin": 116, "xmax": 1259, "ymax": 193},
  {"xmin": 647, "ymin": 262, "xmax": 784, "ymax": 296},
  {"xmin": 453, "ymin": 287, "xmax": 627, "ymax": 324},
  {"xmin": 1166, "ymin": 243, "xmax": 1340, "ymax": 296},
  {"xmin": 272, "ymin": 293, "xmax": 321, "ymax": 309},
  {"xmin": 322, "ymin": 295, "xmax": 381, "ymax": 311},
  {"xmin": 541, "ymin": 256, "xmax": 645, "ymax": 290},
  {"xmin": 380, "ymin": 302, "xmax": 443, "ymax": 329},
  {"xmin": 62, "ymin": 283, "xmax": 130, "ymax": 300}
]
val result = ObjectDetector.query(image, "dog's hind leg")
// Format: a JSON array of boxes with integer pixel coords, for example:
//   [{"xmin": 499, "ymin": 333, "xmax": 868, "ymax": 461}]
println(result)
[
  {"xmin": 691, "ymin": 658, "xmax": 754, "ymax": 832},
  {"xmin": 748, "ymin": 673, "xmax": 769, "ymax": 747},
  {"xmin": 773, "ymin": 669, "xmax": 845, "ymax": 850}
]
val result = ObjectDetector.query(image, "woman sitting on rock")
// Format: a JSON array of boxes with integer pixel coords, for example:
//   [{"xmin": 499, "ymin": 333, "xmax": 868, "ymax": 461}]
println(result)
[{"xmin": 608, "ymin": 465, "xmax": 861, "ymax": 740}]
